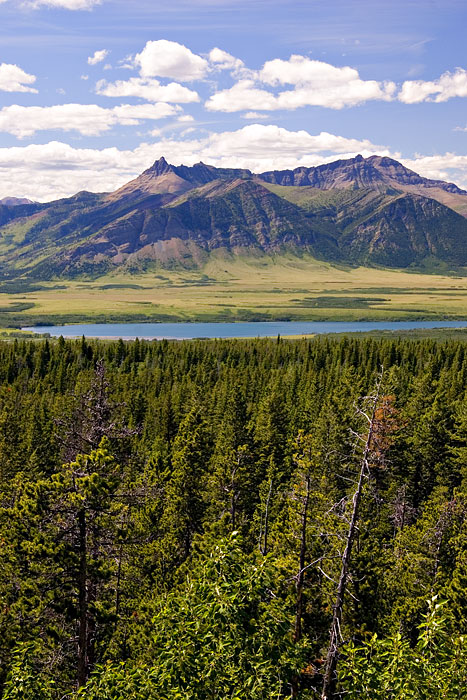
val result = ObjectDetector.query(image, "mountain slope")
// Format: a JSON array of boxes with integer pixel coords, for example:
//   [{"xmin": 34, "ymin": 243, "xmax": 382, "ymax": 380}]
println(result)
[
  {"xmin": 262, "ymin": 183, "xmax": 467, "ymax": 268},
  {"xmin": 28, "ymin": 178, "xmax": 341, "ymax": 277},
  {"xmin": 1, "ymin": 155, "xmax": 466, "ymax": 278},
  {"xmin": 259, "ymin": 154, "xmax": 467, "ymax": 216},
  {"xmin": 108, "ymin": 157, "xmax": 252, "ymax": 204},
  {"xmin": 340, "ymin": 193, "xmax": 467, "ymax": 267}
]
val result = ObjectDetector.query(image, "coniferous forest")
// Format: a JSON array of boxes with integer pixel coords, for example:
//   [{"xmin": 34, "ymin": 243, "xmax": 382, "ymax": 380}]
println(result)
[{"xmin": 0, "ymin": 335, "xmax": 466, "ymax": 699}]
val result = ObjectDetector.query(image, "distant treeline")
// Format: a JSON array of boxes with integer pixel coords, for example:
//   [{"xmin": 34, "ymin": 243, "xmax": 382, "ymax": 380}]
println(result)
[{"xmin": 0, "ymin": 336, "xmax": 466, "ymax": 698}]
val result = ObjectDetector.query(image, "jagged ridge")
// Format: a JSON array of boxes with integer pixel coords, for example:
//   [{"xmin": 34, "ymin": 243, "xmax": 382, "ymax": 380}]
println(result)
[{"xmin": 1, "ymin": 154, "xmax": 466, "ymax": 278}]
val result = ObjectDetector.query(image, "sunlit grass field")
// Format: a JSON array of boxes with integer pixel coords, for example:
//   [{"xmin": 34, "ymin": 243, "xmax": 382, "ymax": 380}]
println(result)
[{"xmin": 0, "ymin": 254, "xmax": 467, "ymax": 327}]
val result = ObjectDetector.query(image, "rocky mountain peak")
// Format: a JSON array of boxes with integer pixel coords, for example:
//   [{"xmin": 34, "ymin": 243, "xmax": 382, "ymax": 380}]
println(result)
[
  {"xmin": 144, "ymin": 156, "xmax": 175, "ymax": 177},
  {"xmin": 1, "ymin": 151, "xmax": 467, "ymax": 277},
  {"xmin": 0, "ymin": 196, "xmax": 35, "ymax": 206}
]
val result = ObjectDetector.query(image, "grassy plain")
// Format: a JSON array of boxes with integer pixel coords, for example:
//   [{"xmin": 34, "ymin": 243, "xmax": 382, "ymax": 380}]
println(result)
[{"xmin": 0, "ymin": 254, "xmax": 466, "ymax": 327}]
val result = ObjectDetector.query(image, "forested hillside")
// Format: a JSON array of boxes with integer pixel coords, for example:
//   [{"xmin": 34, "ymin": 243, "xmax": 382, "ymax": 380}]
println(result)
[{"xmin": 0, "ymin": 336, "xmax": 466, "ymax": 698}]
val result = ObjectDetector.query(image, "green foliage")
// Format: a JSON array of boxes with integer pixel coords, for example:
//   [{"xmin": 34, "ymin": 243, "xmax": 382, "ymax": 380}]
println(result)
[
  {"xmin": 0, "ymin": 336, "xmax": 466, "ymax": 696},
  {"xmin": 77, "ymin": 535, "xmax": 299, "ymax": 699},
  {"xmin": 2, "ymin": 644, "xmax": 54, "ymax": 700},
  {"xmin": 340, "ymin": 597, "xmax": 467, "ymax": 699}
]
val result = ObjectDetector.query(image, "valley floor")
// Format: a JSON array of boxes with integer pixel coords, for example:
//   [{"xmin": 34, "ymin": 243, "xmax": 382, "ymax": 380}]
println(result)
[{"xmin": 1, "ymin": 254, "xmax": 467, "ymax": 328}]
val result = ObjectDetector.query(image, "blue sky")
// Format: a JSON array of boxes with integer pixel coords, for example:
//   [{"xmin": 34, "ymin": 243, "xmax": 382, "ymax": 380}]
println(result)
[{"xmin": 1, "ymin": 0, "xmax": 467, "ymax": 200}]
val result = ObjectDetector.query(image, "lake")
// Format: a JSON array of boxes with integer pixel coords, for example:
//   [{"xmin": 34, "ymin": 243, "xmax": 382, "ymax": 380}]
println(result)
[{"xmin": 24, "ymin": 320, "xmax": 467, "ymax": 340}]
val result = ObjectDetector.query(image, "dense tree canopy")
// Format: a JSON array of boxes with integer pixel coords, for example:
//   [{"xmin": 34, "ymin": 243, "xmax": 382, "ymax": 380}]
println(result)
[{"xmin": 0, "ymin": 335, "xmax": 466, "ymax": 697}]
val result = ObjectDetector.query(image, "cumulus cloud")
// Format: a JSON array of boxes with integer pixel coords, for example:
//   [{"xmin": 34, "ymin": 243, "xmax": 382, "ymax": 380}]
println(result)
[
  {"xmin": 24, "ymin": 0, "xmax": 102, "ymax": 8},
  {"xmin": 0, "ymin": 102, "xmax": 178, "ymax": 138},
  {"xmin": 96, "ymin": 76, "xmax": 199, "ymax": 103},
  {"xmin": 206, "ymin": 80, "xmax": 280, "ymax": 112},
  {"xmin": 134, "ymin": 40, "xmax": 209, "ymax": 81},
  {"xmin": 209, "ymin": 48, "xmax": 241, "ymax": 70},
  {"xmin": 208, "ymin": 47, "xmax": 249, "ymax": 77},
  {"xmin": 400, "ymin": 153, "xmax": 467, "ymax": 188},
  {"xmin": 399, "ymin": 68, "xmax": 467, "ymax": 103},
  {"xmin": 0, "ymin": 125, "xmax": 393, "ymax": 201},
  {"xmin": 206, "ymin": 55, "xmax": 396, "ymax": 111},
  {"xmin": 201, "ymin": 124, "xmax": 391, "ymax": 170},
  {"xmin": 88, "ymin": 49, "xmax": 109, "ymax": 66},
  {"xmin": 243, "ymin": 112, "xmax": 267, "ymax": 119},
  {"xmin": 0, "ymin": 141, "xmax": 140, "ymax": 201},
  {"xmin": 207, "ymin": 79, "xmax": 395, "ymax": 112},
  {"xmin": 260, "ymin": 55, "xmax": 362, "ymax": 87},
  {"xmin": 0, "ymin": 63, "xmax": 37, "ymax": 93}
]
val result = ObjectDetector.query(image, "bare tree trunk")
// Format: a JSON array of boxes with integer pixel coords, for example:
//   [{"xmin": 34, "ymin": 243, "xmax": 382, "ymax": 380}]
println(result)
[
  {"xmin": 292, "ymin": 474, "xmax": 311, "ymax": 698},
  {"xmin": 77, "ymin": 508, "xmax": 88, "ymax": 688},
  {"xmin": 294, "ymin": 474, "xmax": 311, "ymax": 644},
  {"xmin": 115, "ymin": 540, "xmax": 124, "ymax": 624},
  {"xmin": 230, "ymin": 457, "xmax": 239, "ymax": 531},
  {"xmin": 259, "ymin": 478, "xmax": 273, "ymax": 556},
  {"xmin": 321, "ymin": 376, "xmax": 382, "ymax": 700},
  {"xmin": 230, "ymin": 490, "xmax": 236, "ymax": 531},
  {"xmin": 87, "ymin": 580, "xmax": 97, "ymax": 678}
]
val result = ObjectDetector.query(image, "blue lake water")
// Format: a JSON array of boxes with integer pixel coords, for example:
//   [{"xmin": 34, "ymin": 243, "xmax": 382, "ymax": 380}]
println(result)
[{"xmin": 24, "ymin": 320, "xmax": 467, "ymax": 340}]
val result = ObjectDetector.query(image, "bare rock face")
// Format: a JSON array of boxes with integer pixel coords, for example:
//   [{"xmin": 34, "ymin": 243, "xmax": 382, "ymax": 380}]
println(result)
[
  {"xmin": 259, "ymin": 154, "xmax": 467, "ymax": 199},
  {"xmin": 0, "ymin": 197, "xmax": 35, "ymax": 206},
  {"xmin": 1, "ymin": 155, "xmax": 467, "ymax": 278}
]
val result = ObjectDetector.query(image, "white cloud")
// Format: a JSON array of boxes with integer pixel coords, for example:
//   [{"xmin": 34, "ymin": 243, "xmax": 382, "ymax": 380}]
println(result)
[
  {"xmin": 0, "ymin": 125, "xmax": 392, "ymax": 201},
  {"xmin": 208, "ymin": 47, "xmax": 249, "ymax": 77},
  {"xmin": 206, "ymin": 56, "xmax": 396, "ymax": 111},
  {"xmin": 0, "ymin": 141, "xmax": 140, "ymax": 201},
  {"xmin": 400, "ymin": 153, "xmax": 467, "ymax": 189},
  {"xmin": 0, "ymin": 102, "xmax": 178, "ymax": 138},
  {"xmin": 87, "ymin": 49, "xmax": 109, "ymax": 66},
  {"xmin": 206, "ymin": 80, "xmax": 281, "ymax": 112},
  {"xmin": 24, "ymin": 0, "xmax": 102, "ymax": 9},
  {"xmin": 134, "ymin": 40, "xmax": 208, "ymax": 82},
  {"xmin": 243, "ymin": 112, "xmax": 267, "ymax": 119},
  {"xmin": 0, "ymin": 63, "xmax": 37, "ymax": 93},
  {"xmin": 260, "ymin": 55, "xmax": 361, "ymax": 87},
  {"xmin": 209, "ymin": 48, "xmax": 241, "ymax": 70},
  {"xmin": 399, "ymin": 68, "xmax": 467, "ymax": 103},
  {"xmin": 5, "ymin": 131, "xmax": 465, "ymax": 204},
  {"xmin": 96, "ymin": 76, "xmax": 199, "ymax": 103},
  {"xmin": 201, "ymin": 125, "xmax": 392, "ymax": 170},
  {"xmin": 207, "ymin": 80, "xmax": 395, "ymax": 111},
  {"xmin": 177, "ymin": 114, "xmax": 195, "ymax": 122}
]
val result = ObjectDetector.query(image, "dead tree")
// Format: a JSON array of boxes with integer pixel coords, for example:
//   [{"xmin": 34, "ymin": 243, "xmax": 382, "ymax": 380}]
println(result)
[
  {"xmin": 258, "ymin": 477, "xmax": 273, "ymax": 556},
  {"xmin": 321, "ymin": 371, "xmax": 384, "ymax": 700},
  {"xmin": 54, "ymin": 359, "xmax": 140, "ymax": 687},
  {"xmin": 289, "ymin": 432, "xmax": 316, "ymax": 646},
  {"xmin": 55, "ymin": 358, "xmax": 138, "ymax": 462}
]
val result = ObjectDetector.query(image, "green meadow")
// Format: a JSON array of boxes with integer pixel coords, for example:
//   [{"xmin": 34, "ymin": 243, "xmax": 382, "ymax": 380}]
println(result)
[{"xmin": 0, "ymin": 254, "xmax": 466, "ymax": 328}]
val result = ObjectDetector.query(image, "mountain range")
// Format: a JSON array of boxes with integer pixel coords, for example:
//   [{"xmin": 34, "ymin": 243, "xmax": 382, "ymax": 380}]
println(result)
[{"xmin": 1, "ymin": 154, "xmax": 467, "ymax": 279}]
